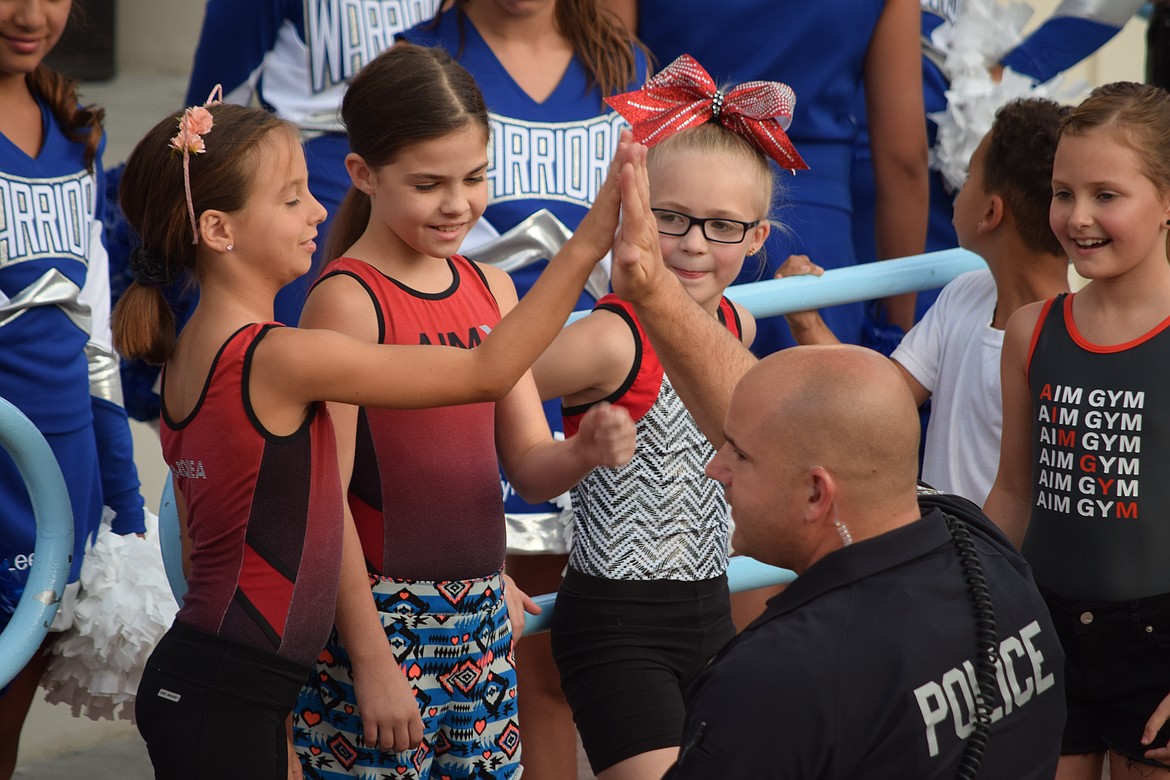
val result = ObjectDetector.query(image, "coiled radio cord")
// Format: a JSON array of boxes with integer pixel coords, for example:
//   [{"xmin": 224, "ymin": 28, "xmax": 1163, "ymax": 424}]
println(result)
[{"xmin": 943, "ymin": 512, "xmax": 1000, "ymax": 780}]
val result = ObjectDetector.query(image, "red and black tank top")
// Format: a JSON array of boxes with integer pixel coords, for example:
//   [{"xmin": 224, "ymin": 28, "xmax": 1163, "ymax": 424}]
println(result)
[
  {"xmin": 1024, "ymin": 293, "xmax": 1170, "ymax": 601},
  {"xmin": 315, "ymin": 255, "xmax": 504, "ymax": 581},
  {"xmin": 161, "ymin": 323, "xmax": 343, "ymax": 666}
]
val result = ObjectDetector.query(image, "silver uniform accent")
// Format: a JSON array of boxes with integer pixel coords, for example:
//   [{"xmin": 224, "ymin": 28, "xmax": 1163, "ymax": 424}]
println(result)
[
  {"xmin": 505, "ymin": 510, "xmax": 574, "ymax": 555},
  {"xmin": 922, "ymin": 34, "xmax": 948, "ymax": 76},
  {"xmin": 463, "ymin": 209, "xmax": 610, "ymax": 302},
  {"xmin": 1052, "ymin": 0, "xmax": 1143, "ymax": 29},
  {"xmin": 471, "ymin": 209, "xmax": 614, "ymax": 555},
  {"xmin": 85, "ymin": 344, "xmax": 125, "ymax": 406},
  {"xmin": 0, "ymin": 268, "xmax": 89, "ymax": 331},
  {"xmin": 0, "ymin": 268, "xmax": 126, "ymax": 405},
  {"xmin": 470, "ymin": 209, "xmax": 613, "ymax": 554}
]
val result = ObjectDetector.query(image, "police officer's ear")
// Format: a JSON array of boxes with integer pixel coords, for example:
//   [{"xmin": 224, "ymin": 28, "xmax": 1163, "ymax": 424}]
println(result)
[{"xmin": 805, "ymin": 466, "xmax": 836, "ymax": 521}]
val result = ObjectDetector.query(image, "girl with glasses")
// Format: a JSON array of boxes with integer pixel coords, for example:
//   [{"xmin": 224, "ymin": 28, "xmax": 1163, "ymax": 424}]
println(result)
[{"xmin": 530, "ymin": 56, "xmax": 799, "ymax": 780}]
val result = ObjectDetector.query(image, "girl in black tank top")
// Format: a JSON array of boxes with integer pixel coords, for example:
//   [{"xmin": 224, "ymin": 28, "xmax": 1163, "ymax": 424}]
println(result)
[{"xmin": 984, "ymin": 82, "xmax": 1170, "ymax": 778}]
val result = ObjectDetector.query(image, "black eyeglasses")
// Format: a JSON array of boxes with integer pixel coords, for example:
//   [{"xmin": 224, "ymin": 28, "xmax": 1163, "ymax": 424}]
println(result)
[{"xmin": 651, "ymin": 209, "xmax": 760, "ymax": 244}]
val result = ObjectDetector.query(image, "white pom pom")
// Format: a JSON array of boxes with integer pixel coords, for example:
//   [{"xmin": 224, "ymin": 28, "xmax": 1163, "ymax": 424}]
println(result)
[
  {"xmin": 41, "ymin": 508, "xmax": 179, "ymax": 722},
  {"xmin": 928, "ymin": 0, "xmax": 1089, "ymax": 192}
]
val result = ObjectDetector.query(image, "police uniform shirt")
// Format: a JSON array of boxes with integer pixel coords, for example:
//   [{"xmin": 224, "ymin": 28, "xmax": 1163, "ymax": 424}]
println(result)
[{"xmin": 667, "ymin": 500, "xmax": 1065, "ymax": 779}]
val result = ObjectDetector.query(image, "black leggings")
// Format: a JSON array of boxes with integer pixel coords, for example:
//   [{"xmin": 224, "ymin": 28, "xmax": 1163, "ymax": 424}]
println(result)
[
  {"xmin": 550, "ymin": 568, "xmax": 735, "ymax": 773},
  {"xmin": 135, "ymin": 621, "xmax": 311, "ymax": 780}
]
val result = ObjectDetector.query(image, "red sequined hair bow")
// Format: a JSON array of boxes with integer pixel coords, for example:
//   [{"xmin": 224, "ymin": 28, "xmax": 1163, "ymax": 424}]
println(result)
[{"xmin": 606, "ymin": 54, "xmax": 808, "ymax": 172}]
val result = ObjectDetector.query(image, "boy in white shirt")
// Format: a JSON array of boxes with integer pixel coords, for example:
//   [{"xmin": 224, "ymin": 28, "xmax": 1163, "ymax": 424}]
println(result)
[{"xmin": 780, "ymin": 98, "xmax": 1071, "ymax": 505}]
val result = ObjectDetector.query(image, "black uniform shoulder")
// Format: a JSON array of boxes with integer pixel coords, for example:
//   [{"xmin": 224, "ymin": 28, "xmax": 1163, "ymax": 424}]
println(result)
[{"xmin": 918, "ymin": 487, "xmax": 1019, "ymax": 557}]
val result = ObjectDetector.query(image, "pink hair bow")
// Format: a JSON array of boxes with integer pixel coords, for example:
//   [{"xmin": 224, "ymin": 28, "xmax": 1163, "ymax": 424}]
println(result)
[
  {"xmin": 606, "ymin": 54, "xmax": 808, "ymax": 172},
  {"xmin": 171, "ymin": 84, "xmax": 224, "ymax": 244}
]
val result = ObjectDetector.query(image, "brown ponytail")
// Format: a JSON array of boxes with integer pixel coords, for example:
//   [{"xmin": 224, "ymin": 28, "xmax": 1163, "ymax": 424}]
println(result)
[
  {"xmin": 113, "ymin": 104, "xmax": 295, "ymax": 363},
  {"xmin": 112, "ymin": 279, "xmax": 176, "ymax": 365}
]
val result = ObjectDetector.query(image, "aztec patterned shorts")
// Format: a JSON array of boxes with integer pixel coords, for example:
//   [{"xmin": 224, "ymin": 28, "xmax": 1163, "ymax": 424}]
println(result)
[{"xmin": 294, "ymin": 570, "xmax": 522, "ymax": 779}]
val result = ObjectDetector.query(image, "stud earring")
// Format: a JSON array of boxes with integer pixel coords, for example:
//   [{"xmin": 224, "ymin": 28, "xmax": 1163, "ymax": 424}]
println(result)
[{"xmin": 226, "ymin": 244, "xmax": 234, "ymax": 251}]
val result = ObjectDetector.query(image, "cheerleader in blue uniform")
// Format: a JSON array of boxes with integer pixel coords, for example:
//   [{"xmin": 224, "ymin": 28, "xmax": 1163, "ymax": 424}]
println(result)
[
  {"xmin": 401, "ymin": 5, "xmax": 647, "ymax": 776},
  {"xmin": 0, "ymin": 0, "xmax": 145, "ymax": 775}
]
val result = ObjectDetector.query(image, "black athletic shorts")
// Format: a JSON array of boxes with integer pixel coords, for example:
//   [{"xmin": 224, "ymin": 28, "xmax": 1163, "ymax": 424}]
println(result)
[
  {"xmin": 1044, "ymin": 588, "xmax": 1170, "ymax": 766},
  {"xmin": 135, "ymin": 621, "xmax": 312, "ymax": 780},
  {"xmin": 549, "ymin": 567, "xmax": 735, "ymax": 774}
]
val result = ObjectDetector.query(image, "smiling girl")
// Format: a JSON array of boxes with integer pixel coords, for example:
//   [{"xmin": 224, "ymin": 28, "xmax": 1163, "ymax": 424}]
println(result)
[
  {"xmin": 530, "ymin": 57, "xmax": 804, "ymax": 780},
  {"xmin": 114, "ymin": 90, "xmax": 621, "ymax": 778},
  {"xmin": 399, "ymin": 8, "xmax": 648, "ymax": 773},
  {"xmin": 291, "ymin": 44, "xmax": 634, "ymax": 780},
  {"xmin": 985, "ymin": 82, "xmax": 1170, "ymax": 780}
]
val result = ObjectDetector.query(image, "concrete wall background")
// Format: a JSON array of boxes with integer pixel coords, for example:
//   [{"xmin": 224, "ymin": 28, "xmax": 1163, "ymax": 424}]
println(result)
[{"xmin": 115, "ymin": 0, "xmax": 203, "ymax": 75}]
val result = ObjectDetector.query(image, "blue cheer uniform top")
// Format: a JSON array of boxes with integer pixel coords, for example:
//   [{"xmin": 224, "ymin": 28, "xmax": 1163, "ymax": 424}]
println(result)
[{"xmin": 0, "ymin": 100, "xmax": 143, "ymax": 597}]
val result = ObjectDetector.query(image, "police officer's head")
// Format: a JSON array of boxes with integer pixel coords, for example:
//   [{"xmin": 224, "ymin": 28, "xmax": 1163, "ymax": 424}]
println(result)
[{"xmin": 706, "ymin": 345, "xmax": 921, "ymax": 573}]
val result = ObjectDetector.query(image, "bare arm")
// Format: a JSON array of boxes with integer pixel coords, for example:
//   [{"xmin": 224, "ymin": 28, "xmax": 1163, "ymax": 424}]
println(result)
[
  {"xmin": 260, "ymin": 235, "xmax": 607, "ymax": 410},
  {"xmin": 865, "ymin": 0, "xmax": 929, "ymax": 331},
  {"xmin": 296, "ymin": 279, "xmax": 423, "ymax": 753},
  {"xmin": 485, "ymin": 264, "xmax": 635, "ymax": 505},
  {"xmin": 253, "ymin": 145, "xmax": 621, "ymax": 415},
  {"xmin": 774, "ymin": 254, "xmax": 840, "ymax": 346},
  {"xmin": 608, "ymin": 141, "xmax": 756, "ymax": 447},
  {"xmin": 983, "ymin": 303, "xmax": 1042, "ymax": 548},
  {"xmin": 531, "ymin": 309, "xmax": 635, "ymax": 404},
  {"xmin": 892, "ymin": 361, "xmax": 932, "ymax": 408}
]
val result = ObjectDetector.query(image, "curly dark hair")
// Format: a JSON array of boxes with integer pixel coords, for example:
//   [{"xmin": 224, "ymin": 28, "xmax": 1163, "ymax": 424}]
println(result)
[{"xmin": 982, "ymin": 98, "xmax": 1070, "ymax": 256}]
